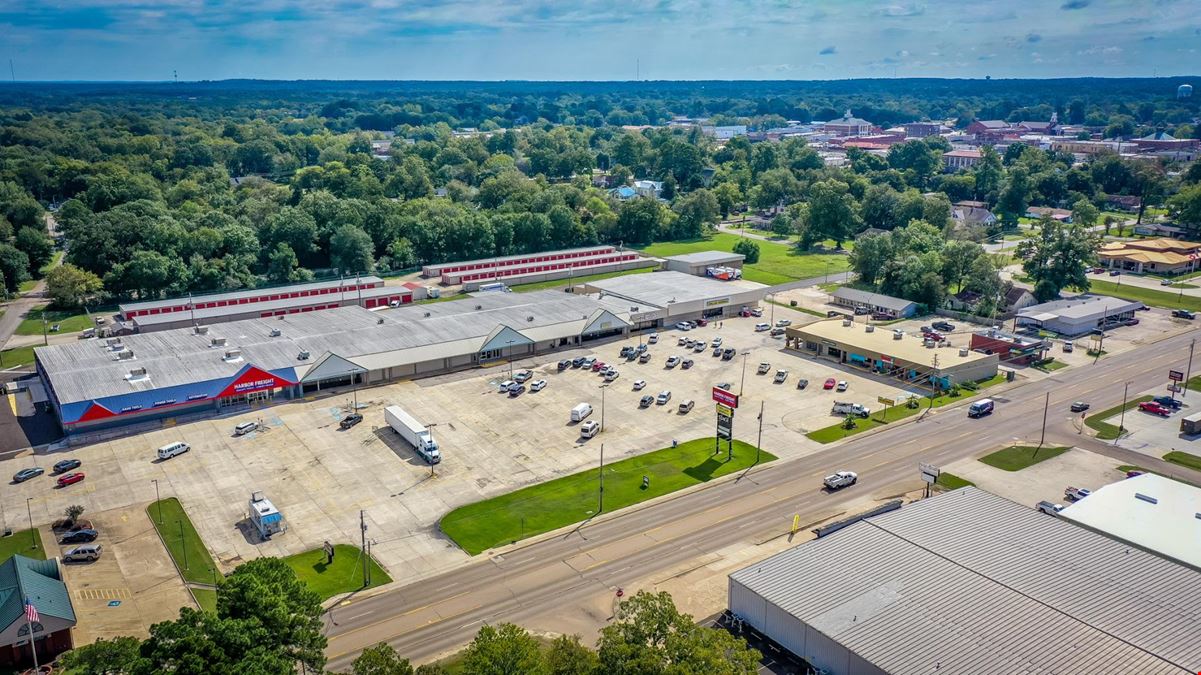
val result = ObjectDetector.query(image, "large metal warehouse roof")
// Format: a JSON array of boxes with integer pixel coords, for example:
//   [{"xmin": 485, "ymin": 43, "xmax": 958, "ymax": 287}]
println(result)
[{"xmin": 729, "ymin": 487, "xmax": 1201, "ymax": 674}]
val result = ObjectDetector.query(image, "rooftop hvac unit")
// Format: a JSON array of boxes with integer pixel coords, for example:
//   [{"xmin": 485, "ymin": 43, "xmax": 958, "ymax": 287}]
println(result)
[
  {"xmin": 194, "ymin": 325, "xmax": 209, "ymax": 335},
  {"xmin": 297, "ymin": 350, "xmax": 310, "ymax": 361},
  {"xmin": 106, "ymin": 337, "xmax": 121, "ymax": 347},
  {"xmin": 210, "ymin": 337, "xmax": 227, "ymax": 347},
  {"xmin": 117, "ymin": 349, "xmax": 134, "ymax": 360},
  {"xmin": 424, "ymin": 312, "xmax": 431, "ymax": 318},
  {"xmin": 377, "ymin": 318, "xmax": 385, "ymax": 325},
  {"xmin": 865, "ymin": 324, "xmax": 875, "ymax": 333},
  {"xmin": 128, "ymin": 367, "xmax": 147, "ymax": 379},
  {"xmin": 893, "ymin": 330, "xmax": 904, "ymax": 340},
  {"xmin": 527, "ymin": 315, "xmax": 535, "ymax": 322},
  {"xmin": 842, "ymin": 318, "xmax": 852, "ymax": 327},
  {"xmin": 959, "ymin": 347, "xmax": 969, "ymax": 357},
  {"xmin": 224, "ymin": 349, "xmax": 242, "ymax": 361},
  {"xmin": 268, "ymin": 328, "xmax": 281, "ymax": 337},
  {"xmin": 475, "ymin": 305, "xmax": 483, "ymax": 310}
]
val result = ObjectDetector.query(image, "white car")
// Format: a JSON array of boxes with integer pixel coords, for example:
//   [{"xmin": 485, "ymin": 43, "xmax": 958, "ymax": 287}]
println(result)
[
  {"xmin": 712, "ymin": 337, "xmax": 723, "ymax": 347},
  {"xmin": 656, "ymin": 390, "xmax": 672, "ymax": 405},
  {"xmin": 823, "ymin": 471, "xmax": 857, "ymax": 490},
  {"xmin": 530, "ymin": 379, "xmax": 547, "ymax": 392},
  {"xmin": 675, "ymin": 322, "xmax": 692, "ymax": 331},
  {"xmin": 693, "ymin": 342, "xmax": 706, "ymax": 353},
  {"xmin": 498, "ymin": 380, "xmax": 516, "ymax": 393},
  {"xmin": 757, "ymin": 362, "xmax": 771, "ymax": 374},
  {"xmin": 648, "ymin": 334, "xmax": 659, "ymax": 344},
  {"xmin": 605, "ymin": 370, "xmax": 620, "ymax": 382},
  {"xmin": 633, "ymin": 379, "xmax": 647, "ymax": 390},
  {"xmin": 836, "ymin": 380, "xmax": 848, "ymax": 392},
  {"xmin": 776, "ymin": 319, "xmax": 791, "ymax": 327},
  {"xmin": 666, "ymin": 356, "xmax": 681, "ymax": 368},
  {"xmin": 774, "ymin": 369, "xmax": 788, "ymax": 383},
  {"xmin": 579, "ymin": 420, "xmax": 600, "ymax": 438},
  {"xmin": 678, "ymin": 336, "xmax": 688, "ymax": 346}
]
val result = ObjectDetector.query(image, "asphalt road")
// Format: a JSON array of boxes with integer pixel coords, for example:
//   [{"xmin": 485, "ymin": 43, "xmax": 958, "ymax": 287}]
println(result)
[{"xmin": 323, "ymin": 328, "xmax": 1201, "ymax": 670}]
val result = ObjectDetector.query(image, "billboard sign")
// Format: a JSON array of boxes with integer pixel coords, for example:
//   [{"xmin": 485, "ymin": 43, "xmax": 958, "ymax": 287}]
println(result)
[
  {"xmin": 716, "ymin": 405, "xmax": 734, "ymax": 440},
  {"xmin": 712, "ymin": 387, "xmax": 739, "ymax": 409},
  {"xmin": 878, "ymin": 396, "xmax": 895, "ymax": 406},
  {"xmin": 919, "ymin": 462, "xmax": 940, "ymax": 485},
  {"xmin": 1169, "ymin": 369, "xmax": 1184, "ymax": 382}
]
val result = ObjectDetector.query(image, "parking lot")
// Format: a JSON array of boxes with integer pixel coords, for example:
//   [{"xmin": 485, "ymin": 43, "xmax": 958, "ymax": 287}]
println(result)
[
  {"xmin": 1, "ymin": 308, "xmax": 930, "ymax": 587},
  {"xmin": 941, "ymin": 447, "xmax": 1129, "ymax": 511}
]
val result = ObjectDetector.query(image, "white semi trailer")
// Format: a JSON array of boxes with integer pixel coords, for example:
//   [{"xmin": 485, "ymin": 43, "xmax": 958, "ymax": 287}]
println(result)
[{"xmin": 384, "ymin": 405, "xmax": 441, "ymax": 464}]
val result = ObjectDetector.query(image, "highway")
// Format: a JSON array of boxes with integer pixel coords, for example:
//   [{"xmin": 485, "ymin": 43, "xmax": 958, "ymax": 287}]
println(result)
[{"xmin": 323, "ymin": 328, "xmax": 1200, "ymax": 671}]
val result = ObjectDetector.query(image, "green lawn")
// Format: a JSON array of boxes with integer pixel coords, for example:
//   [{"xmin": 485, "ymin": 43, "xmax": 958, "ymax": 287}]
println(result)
[
  {"xmin": 1084, "ymin": 396, "xmax": 1153, "ymax": 440},
  {"xmin": 18, "ymin": 279, "xmax": 38, "ymax": 293},
  {"xmin": 765, "ymin": 298, "xmax": 824, "ymax": 317},
  {"xmin": 935, "ymin": 472, "xmax": 975, "ymax": 490},
  {"xmin": 638, "ymin": 233, "xmax": 849, "ymax": 286},
  {"xmin": 282, "ymin": 544, "xmax": 392, "ymax": 601},
  {"xmin": 979, "ymin": 445, "xmax": 1070, "ymax": 471},
  {"xmin": 15, "ymin": 305, "xmax": 101, "ymax": 336},
  {"xmin": 442, "ymin": 438, "xmax": 776, "ymax": 555},
  {"xmin": 806, "ymin": 374, "xmax": 1007, "ymax": 444},
  {"xmin": 0, "ymin": 346, "xmax": 37, "ymax": 368},
  {"xmin": 1087, "ymin": 279, "xmax": 1201, "ymax": 311},
  {"xmin": 1033, "ymin": 359, "xmax": 1068, "ymax": 372},
  {"xmin": 1163, "ymin": 451, "xmax": 1201, "ymax": 472},
  {"xmin": 511, "ymin": 266, "xmax": 652, "ymax": 293},
  {"xmin": 0, "ymin": 528, "xmax": 46, "ymax": 564},
  {"xmin": 147, "ymin": 498, "xmax": 218, "ymax": 586},
  {"xmin": 191, "ymin": 588, "xmax": 217, "ymax": 614}
]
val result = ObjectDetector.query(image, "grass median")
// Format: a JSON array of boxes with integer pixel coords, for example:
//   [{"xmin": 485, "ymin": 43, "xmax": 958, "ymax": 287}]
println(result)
[
  {"xmin": 441, "ymin": 438, "xmax": 775, "ymax": 555},
  {"xmin": 1163, "ymin": 451, "xmax": 1201, "ymax": 472},
  {"xmin": 639, "ymin": 233, "xmax": 849, "ymax": 286},
  {"xmin": 282, "ymin": 544, "xmax": 391, "ymax": 601},
  {"xmin": 979, "ymin": 445, "xmax": 1070, "ymax": 471},
  {"xmin": 147, "ymin": 498, "xmax": 218, "ymax": 586},
  {"xmin": 935, "ymin": 472, "xmax": 975, "ymax": 490},
  {"xmin": 807, "ymin": 374, "xmax": 1006, "ymax": 444},
  {"xmin": 0, "ymin": 528, "xmax": 46, "ymax": 564},
  {"xmin": 1084, "ymin": 396, "xmax": 1153, "ymax": 440}
]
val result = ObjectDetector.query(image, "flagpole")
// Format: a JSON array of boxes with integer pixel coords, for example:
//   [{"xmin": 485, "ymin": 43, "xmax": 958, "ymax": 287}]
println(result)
[{"xmin": 23, "ymin": 595, "xmax": 39, "ymax": 671}]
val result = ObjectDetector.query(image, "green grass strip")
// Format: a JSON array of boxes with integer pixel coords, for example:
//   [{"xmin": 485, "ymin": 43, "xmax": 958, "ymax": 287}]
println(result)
[
  {"xmin": 147, "ymin": 498, "xmax": 219, "ymax": 586},
  {"xmin": 1084, "ymin": 396, "xmax": 1153, "ymax": 440},
  {"xmin": 282, "ymin": 544, "xmax": 392, "ymax": 601},
  {"xmin": 979, "ymin": 445, "xmax": 1070, "ymax": 471}
]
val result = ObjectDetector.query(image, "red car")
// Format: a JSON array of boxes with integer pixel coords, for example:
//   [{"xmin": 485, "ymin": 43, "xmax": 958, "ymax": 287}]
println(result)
[
  {"xmin": 923, "ymin": 332, "xmax": 945, "ymax": 342},
  {"xmin": 823, "ymin": 377, "xmax": 836, "ymax": 390},
  {"xmin": 1138, "ymin": 401, "xmax": 1172, "ymax": 417},
  {"xmin": 57, "ymin": 472, "xmax": 85, "ymax": 487},
  {"xmin": 696, "ymin": 318, "xmax": 709, "ymax": 327},
  {"xmin": 592, "ymin": 361, "xmax": 606, "ymax": 372}
]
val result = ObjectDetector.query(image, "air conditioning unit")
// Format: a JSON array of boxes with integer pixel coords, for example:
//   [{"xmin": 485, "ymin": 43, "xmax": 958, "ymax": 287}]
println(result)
[
  {"xmin": 297, "ymin": 351, "xmax": 310, "ymax": 361},
  {"xmin": 959, "ymin": 347, "xmax": 969, "ymax": 357},
  {"xmin": 117, "ymin": 349, "xmax": 134, "ymax": 360},
  {"xmin": 377, "ymin": 318, "xmax": 385, "ymax": 325},
  {"xmin": 210, "ymin": 337, "xmax": 227, "ymax": 347},
  {"xmin": 194, "ymin": 325, "xmax": 209, "ymax": 335},
  {"xmin": 423, "ymin": 312, "xmax": 431, "ymax": 318},
  {"xmin": 106, "ymin": 337, "xmax": 121, "ymax": 347},
  {"xmin": 527, "ymin": 315, "xmax": 535, "ymax": 322},
  {"xmin": 865, "ymin": 325, "xmax": 875, "ymax": 333},
  {"xmin": 268, "ymin": 328, "xmax": 281, "ymax": 337},
  {"xmin": 223, "ymin": 349, "xmax": 243, "ymax": 362},
  {"xmin": 842, "ymin": 318, "xmax": 852, "ymax": 327},
  {"xmin": 475, "ymin": 305, "xmax": 483, "ymax": 310},
  {"xmin": 128, "ymin": 367, "xmax": 147, "ymax": 379}
]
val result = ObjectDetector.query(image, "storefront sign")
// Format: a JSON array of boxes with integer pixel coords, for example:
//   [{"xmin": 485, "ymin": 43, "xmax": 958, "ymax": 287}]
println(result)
[
  {"xmin": 717, "ymin": 407, "xmax": 734, "ymax": 440},
  {"xmin": 712, "ymin": 387, "xmax": 739, "ymax": 408},
  {"xmin": 1169, "ymin": 369, "xmax": 1184, "ymax": 382}
]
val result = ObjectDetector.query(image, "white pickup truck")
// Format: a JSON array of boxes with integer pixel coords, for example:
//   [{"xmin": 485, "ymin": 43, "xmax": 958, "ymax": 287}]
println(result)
[
  {"xmin": 831, "ymin": 401, "xmax": 871, "ymax": 418},
  {"xmin": 823, "ymin": 471, "xmax": 858, "ymax": 490}
]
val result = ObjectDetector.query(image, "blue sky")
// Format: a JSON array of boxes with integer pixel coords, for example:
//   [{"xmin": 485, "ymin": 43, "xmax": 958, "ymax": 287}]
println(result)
[{"xmin": 1, "ymin": 0, "xmax": 1198, "ymax": 80}]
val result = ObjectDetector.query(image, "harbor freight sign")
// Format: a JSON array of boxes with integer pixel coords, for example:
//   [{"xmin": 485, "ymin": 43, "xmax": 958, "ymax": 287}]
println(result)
[{"xmin": 712, "ymin": 387, "xmax": 740, "ymax": 408}]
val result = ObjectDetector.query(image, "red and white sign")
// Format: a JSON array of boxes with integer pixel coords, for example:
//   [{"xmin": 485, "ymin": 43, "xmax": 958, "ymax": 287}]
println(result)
[
  {"xmin": 217, "ymin": 366, "xmax": 295, "ymax": 399},
  {"xmin": 712, "ymin": 387, "xmax": 739, "ymax": 409}
]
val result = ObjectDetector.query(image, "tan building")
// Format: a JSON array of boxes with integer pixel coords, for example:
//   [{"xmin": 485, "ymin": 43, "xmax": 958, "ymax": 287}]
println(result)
[
  {"xmin": 1098, "ymin": 238, "xmax": 1201, "ymax": 275},
  {"xmin": 785, "ymin": 319, "xmax": 999, "ymax": 390}
]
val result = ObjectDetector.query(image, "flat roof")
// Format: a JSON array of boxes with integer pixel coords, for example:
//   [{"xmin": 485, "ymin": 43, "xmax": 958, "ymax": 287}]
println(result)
[
  {"xmin": 1061, "ymin": 474, "xmax": 1201, "ymax": 570},
  {"xmin": 130, "ymin": 285, "xmax": 411, "ymax": 327},
  {"xmin": 662, "ymin": 251, "xmax": 745, "ymax": 265},
  {"xmin": 1018, "ymin": 294, "xmax": 1144, "ymax": 321},
  {"xmin": 422, "ymin": 246, "xmax": 614, "ymax": 272},
  {"xmin": 790, "ymin": 320, "xmax": 993, "ymax": 370},
  {"xmin": 831, "ymin": 287, "xmax": 916, "ymax": 312},
  {"xmin": 588, "ymin": 271, "xmax": 765, "ymax": 307},
  {"xmin": 730, "ymin": 488, "xmax": 1201, "ymax": 674},
  {"xmin": 37, "ymin": 290, "xmax": 633, "ymax": 405},
  {"xmin": 118, "ymin": 276, "xmax": 384, "ymax": 313}
]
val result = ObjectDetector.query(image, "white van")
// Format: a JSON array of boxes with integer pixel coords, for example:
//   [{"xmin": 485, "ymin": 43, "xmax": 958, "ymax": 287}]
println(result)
[
  {"xmin": 755, "ymin": 322, "xmax": 770, "ymax": 332},
  {"xmin": 157, "ymin": 441, "xmax": 190, "ymax": 460},
  {"xmin": 678, "ymin": 400, "xmax": 695, "ymax": 414},
  {"xmin": 233, "ymin": 421, "xmax": 258, "ymax": 436},
  {"xmin": 570, "ymin": 402, "xmax": 593, "ymax": 422}
]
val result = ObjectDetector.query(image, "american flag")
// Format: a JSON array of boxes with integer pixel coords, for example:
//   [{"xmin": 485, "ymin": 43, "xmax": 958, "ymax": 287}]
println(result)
[{"xmin": 25, "ymin": 600, "xmax": 38, "ymax": 623}]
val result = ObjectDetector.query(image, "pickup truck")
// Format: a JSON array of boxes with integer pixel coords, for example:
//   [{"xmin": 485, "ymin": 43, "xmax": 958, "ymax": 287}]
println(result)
[
  {"xmin": 823, "ymin": 471, "xmax": 858, "ymax": 490},
  {"xmin": 1064, "ymin": 486, "xmax": 1091, "ymax": 502},
  {"xmin": 831, "ymin": 401, "xmax": 870, "ymax": 418}
]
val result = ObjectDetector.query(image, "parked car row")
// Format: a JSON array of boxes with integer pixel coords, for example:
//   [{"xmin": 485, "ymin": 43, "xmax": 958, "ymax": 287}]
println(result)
[{"xmin": 12, "ymin": 459, "xmax": 88, "ymax": 488}]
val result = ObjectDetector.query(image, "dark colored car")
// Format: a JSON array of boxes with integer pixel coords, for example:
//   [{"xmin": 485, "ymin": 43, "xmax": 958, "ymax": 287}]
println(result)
[
  {"xmin": 61, "ymin": 529, "xmax": 99, "ymax": 544},
  {"xmin": 931, "ymin": 321, "xmax": 955, "ymax": 332},
  {"xmin": 571, "ymin": 356, "xmax": 585, "ymax": 368},
  {"xmin": 508, "ymin": 384, "xmax": 526, "ymax": 397},
  {"xmin": 557, "ymin": 359, "xmax": 571, "ymax": 370},
  {"xmin": 722, "ymin": 348, "xmax": 736, "ymax": 360},
  {"xmin": 639, "ymin": 395, "xmax": 654, "ymax": 408},
  {"xmin": 1152, "ymin": 396, "xmax": 1183, "ymax": 410},
  {"xmin": 1069, "ymin": 401, "xmax": 1089, "ymax": 413},
  {"xmin": 53, "ymin": 459, "xmax": 82, "ymax": 474},
  {"xmin": 1171, "ymin": 309, "xmax": 1195, "ymax": 320},
  {"xmin": 796, "ymin": 378, "xmax": 809, "ymax": 390},
  {"xmin": 339, "ymin": 413, "xmax": 363, "ymax": 429},
  {"xmin": 12, "ymin": 467, "xmax": 44, "ymax": 483},
  {"xmin": 57, "ymin": 472, "xmax": 86, "ymax": 487},
  {"xmin": 1109, "ymin": 269, "xmax": 1121, "ymax": 276},
  {"xmin": 681, "ymin": 359, "xmax": 694, "ymax": 369}
]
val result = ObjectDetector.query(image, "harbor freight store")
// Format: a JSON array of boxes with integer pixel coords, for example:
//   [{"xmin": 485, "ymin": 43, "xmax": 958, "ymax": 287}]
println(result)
[{"xmin": 785, "ymin": 319, "xmax": 998, "ymax": 389}]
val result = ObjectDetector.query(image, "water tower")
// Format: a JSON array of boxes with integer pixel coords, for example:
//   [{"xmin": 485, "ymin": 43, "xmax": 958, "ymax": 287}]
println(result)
[{"xmin": 1178, "ymin": 83, "xmax": 1193, "ymax": 99}]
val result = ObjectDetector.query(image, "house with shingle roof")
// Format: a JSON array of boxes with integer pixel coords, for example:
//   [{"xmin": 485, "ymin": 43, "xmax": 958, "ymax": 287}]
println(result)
[{"xmin": 0, "ymin": 555, "xmax": 76, "ymax": 669}]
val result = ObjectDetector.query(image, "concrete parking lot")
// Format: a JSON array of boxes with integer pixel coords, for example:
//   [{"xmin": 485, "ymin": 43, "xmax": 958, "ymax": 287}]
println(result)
[
  {"xmin": 0, "ymin": 309, "xmax": 937, "ymax": 592},
  {"xmin": 941, "ymin": 447, "xmax": 1128, "ymax": 510}
]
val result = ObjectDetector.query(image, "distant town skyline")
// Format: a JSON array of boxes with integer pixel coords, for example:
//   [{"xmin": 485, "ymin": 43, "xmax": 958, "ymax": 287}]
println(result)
[{"xmin": 2, "ymin": 0, "xmax": 1199, "ymax": 81}]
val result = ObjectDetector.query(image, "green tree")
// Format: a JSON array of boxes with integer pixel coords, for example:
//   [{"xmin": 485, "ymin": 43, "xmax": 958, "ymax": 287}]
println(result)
[
  {"xmin": 802, "ymin": 179, "xmax": 860, "ymax": 248},
  {"xmin": 713, "ymin": 182, "xmax": 742, "ymax": 218},
  {"xmin": 614, "ymin": 197, "xmax": 667, "ymax": 246},
  {"xmin": 1070, "ymin": 198, "xmax": 1099, "ymax": 230},
  {"xmin": 106, "ymin": 250, "xmax": 189, "ymax": 299},
  {"xmin": 460, "ymin": 623, "xmax": 545, "ymax": 675},
  {"xmin": 732, "ymin": 239, "xmax": 760, "ymax": 264},
  {"xmin": 45, "ymin": 263, "xmax": 104, "ymax": 307},
  {"xmin": 544, "ymin": 634, "xmax": 599, "ymax": 675},
  {"xmin": 1015, "ymin": 217, "xmax": 1099, "ymax": 301},
  {"xmin": 971, "ymin": 147, "xmax": 1003, "ymax": 200},
  {"xmin": 14, "ymin": 227, "xmax": 54, "ymax": 275},
  {"xmin": 672, "ymin": 189, "xmax": 720, "ymax": 239},
  {"xmin": 58, "ymin": 636, "xmax": 145, "ymax": 674},
  {"xmin": 330, "ymin": 224, "xmax": 376, "ymax": 274},
  {"xmin": 217, "ymin": 557, "xmax": 327, "ymax": 673},
  {"xmin": 0, "ymin": 244, "xmax": 32, "ymax": 293},
  {"xmin": 351, "ymin": 642, "xmax": 415, "ymax": 675},
  {"xmin": 940, "ymin": 239, "xmax": 984, "ymax": 292},
  {"xmin": 995, "ymin": 166, "xmax": 1030, "ymax": 227},
  {"xmin": 1169, "ymin": 182, "xmax": 1201, "ymax": 236},
  {"xmin": 848, "ymin": 233, "xmax": 892, "ymax": 286}
]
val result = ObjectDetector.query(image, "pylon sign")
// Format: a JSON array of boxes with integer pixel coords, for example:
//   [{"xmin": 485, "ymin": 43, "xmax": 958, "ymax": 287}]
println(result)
[{"xmin": 717, "ymin": 404, "xmax": 734, "ymax": 440}]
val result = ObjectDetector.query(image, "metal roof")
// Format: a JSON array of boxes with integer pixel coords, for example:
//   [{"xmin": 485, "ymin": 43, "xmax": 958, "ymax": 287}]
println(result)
[
  {"xmin": 1017, "ymin": 295, "xmax": 1144, "ymax": 321},
  {"xmin": 662, "ymin": 251, "xmax": 746, "ymax": 265},
  {"xmin": 37, "ymin": 290, "xmax": 633, "ymax": 405},
  {"xmin": 588, "ymin": 271, "xmax": 765, "ymax": 307},
  {"xmin": 0, "ymin": 555, "xmax": 75, "ymax": 628},
  {"xmin": 118, "ymin": 276, "xmax": 383, "ymax": 313},
  {"xmin": 1061, "ymin": 474, "xmax": 1201, "ymax": 570},
  {"xmin": 130, "ymin": 285, "xmax": 409, "ymax": 327},
  {"xmin": 730, "ymin": 488, "xmax": 1201, "ymax": 674},
  {"xmin": 831, "ymin": 287, "xmax": 917, "ymax": 312}
]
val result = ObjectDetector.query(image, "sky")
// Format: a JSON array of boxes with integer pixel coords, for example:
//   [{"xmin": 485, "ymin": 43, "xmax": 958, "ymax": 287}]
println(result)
[{"xmin": 1, "ymin": 0, "xmax": 1199, "ymax": 81}]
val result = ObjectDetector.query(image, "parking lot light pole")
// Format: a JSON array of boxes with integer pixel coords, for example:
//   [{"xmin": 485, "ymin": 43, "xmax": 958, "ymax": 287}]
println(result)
[
  {"xmin": 178, "ymin": 520, "xmax": 188, "ymax": 571},
  {"xmin": 152, "ymin": 479, "xmax": 162, "ymax": 524},
  {"xmin": 739, "ymin": 351, "xmax": 751, "ymax": 396},
  {"xmin": 507, "ymin": 340, "xmax": 514, "ymax": 379},
  {"xmin": 599, "ymin": 383, "xmax": 608, "ymax": 432},
  {"xmin": 26, "ymin": 498, "xmax": 34, "ymax": 550},
  {"xmin": 1114, "ymin": 381, "xmax": 1131, "ymax": 445},
  {"xmin": 598, "ymin": 443, "xmax": 605, "ymax": 514},
  {"xmin": 767, "ymin": 293, "xmax": 774, "ymax": 328},
  {"xmin": 755, "ymin": 401, "xmax": 765, "ymax": 464}
]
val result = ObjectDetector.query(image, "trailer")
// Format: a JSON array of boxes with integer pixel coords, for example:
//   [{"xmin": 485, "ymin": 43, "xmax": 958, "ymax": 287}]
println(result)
[
  {"xmin": 249, "ymin": 491, "xmax": 285, "ymax": 540},
  {"xmin": 384, "ymin": 405, "xmax": 441, "ymax": 464},
  {"xmin": 1181, "ymin": 411, "xmax": 1201, "ymax": 435}
]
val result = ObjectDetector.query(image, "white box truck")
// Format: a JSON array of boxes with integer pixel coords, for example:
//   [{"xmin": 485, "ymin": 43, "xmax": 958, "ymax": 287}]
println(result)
[
  {"xmin": 571, "ymin": 402, "xmax": 593, "ymax": 422},
  {"xmin": 384, "ymin": 405, "xmax": 441, "ymax": 464}
]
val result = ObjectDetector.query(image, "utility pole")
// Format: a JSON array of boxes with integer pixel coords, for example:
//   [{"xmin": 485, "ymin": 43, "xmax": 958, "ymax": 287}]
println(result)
[
  {"xmin": 178, "ymin": 520, "xmax": 188, "ymax": 570},
  {"xmin": 1184, "ymin": 338, "xmax": 1195, "ymax": 399},
  {"xmin": 26, "ymin": 498, "xmax": 34, "ymax": 550},
  {"xmin": 152, "ymin": 480, "xmax": 162, "ymax": 524},
  {"xmin": 739, "ymin": 351, "xmax": 750, "ymax": 396},
  {"xmin": 1114, "ymin": 381, "xmax": 1130, "ymax": 445},
  {"xmin": 42, "ymin": 314, "xmax": 47, "ymax": 346},
  {"xmin": 1039, "ymin": 391, "xmax": 1049, "ymax": 447},
  {"xmin": 507, "ymin": 340, "xmax": 514, "ymax": 379},
  {"xmin": 599, "ymin": 383, "xmax": 608, "ymax": 432},
  {"xmin": 755, "ymin": 400, "xmax": 765, "ymax": 464},
  {"xmin": 597, "ymin": 443, "xmax": 605, "ymax": 514},
  {"xmin": 768, "ymin": 293, "xmax": 775, "ymax": 328},
  {"xmin": 360, "ymin": 511, "xmax": 368, "ymax": 587}
]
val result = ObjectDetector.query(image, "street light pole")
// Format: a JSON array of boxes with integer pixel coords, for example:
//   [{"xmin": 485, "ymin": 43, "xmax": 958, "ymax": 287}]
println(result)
[
  {"xmin": 768, "ymin": 293, "xmax": 774, "ymax": 328},
  {"xmin": 598, "ymin": 443, "xmax": 605, "ymax": 514},
  {"xmin": 599, "ymin": 383, "xmax": 608, "ymax": 432},
  {"xmin": 1184, "ymin": 338, "xmax": 1195, "ymax": 399},
  {"xmin": 739, "ymin": 351, "xmax": 750, "ymax": 396},
  {"xmin": 152, "ymin": 479, "xmax": 162, "ymax": 524},
  {"xmin": 1114, "ymin": 381, "xmax": 1131, "ymax": 445},
  {"xmin": 177, "ymin": 520, "xmax": 188, "ymax": 570},
  {"xmin": 755, "ymin": 400, "xmax": 765, "ymax": 464},
  {"xmin": 507, "ymin": 340, "xmax": 514, "ymax": 379},
  {"xmin": 26, "ymin": 498, "xmax": 34, "ymax": 550},
  {"xmin": 1039, "ymin": 391, "xmax": 1049, "ymax": 447}
]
